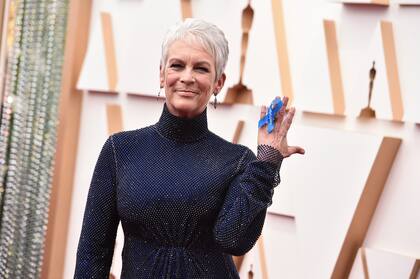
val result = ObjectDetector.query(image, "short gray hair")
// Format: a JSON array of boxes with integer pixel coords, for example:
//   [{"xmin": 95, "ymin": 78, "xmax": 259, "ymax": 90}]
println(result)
[{"xmin": 160, "ymin": 18, "xmax": 229, "ymax": 81}]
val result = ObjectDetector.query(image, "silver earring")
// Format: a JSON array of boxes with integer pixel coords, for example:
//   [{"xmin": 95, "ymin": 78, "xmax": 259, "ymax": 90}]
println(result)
[
  {"xmin": 213, "ymin": 94, "xmax": 217, "ymax": 109},
  {"xmin": 157, "ymin": 87, "xmax": 162, "ymax": 100}
]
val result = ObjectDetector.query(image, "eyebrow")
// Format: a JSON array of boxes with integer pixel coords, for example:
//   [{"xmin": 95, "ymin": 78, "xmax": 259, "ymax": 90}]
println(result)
[
  {"xmin": 195, "ymin": 61, "xmax": 211, "ymax": 68},
  {"xmin": 168, "ymin": 58, "xmax": 212, "ymax": 68}
]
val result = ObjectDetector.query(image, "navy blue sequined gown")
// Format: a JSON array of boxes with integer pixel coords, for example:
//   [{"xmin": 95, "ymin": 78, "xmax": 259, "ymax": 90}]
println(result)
[{"xmin": 74, "ymin": 104, "xmax": 283, "ymax": 279}]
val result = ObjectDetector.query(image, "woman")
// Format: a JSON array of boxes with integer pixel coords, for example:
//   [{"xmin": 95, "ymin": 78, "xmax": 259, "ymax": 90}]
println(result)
[{"xmin": 74, "ymin": 18, "xmax": 304, "ymax": 278}]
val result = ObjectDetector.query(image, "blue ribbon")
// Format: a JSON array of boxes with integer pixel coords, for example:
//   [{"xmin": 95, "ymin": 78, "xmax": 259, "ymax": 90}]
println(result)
[{"xmin": 258, "ymin": 98, "xmax": 283, "ymax": 133}]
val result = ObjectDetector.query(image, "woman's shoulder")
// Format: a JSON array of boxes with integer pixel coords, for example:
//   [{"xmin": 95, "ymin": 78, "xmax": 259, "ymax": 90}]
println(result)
[
  {"xmin": 109, "ymin": 125, "xmax": 155, "ymax": 146},
  {"xmin": 207, "ymin": 131, "xmax": 255, "ymax": 158}
]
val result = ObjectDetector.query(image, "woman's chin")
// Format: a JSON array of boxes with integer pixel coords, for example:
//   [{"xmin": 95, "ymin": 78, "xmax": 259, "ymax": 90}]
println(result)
[{"xmin": 168, "ymin": 99, "xmax": 204, "ymax": 117}]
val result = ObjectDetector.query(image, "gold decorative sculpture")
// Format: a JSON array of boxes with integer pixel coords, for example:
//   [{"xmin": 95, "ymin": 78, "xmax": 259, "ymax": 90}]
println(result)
[
  {"xmin": 359, "ymin": 61, "xmax": 376, "ymax": 118},
  {"xmin": 248, "ymin": 264, "xmax": 254, "ymax": 279},
  {"xmin": 224, "ymin": 0, "xmax": 254, "ymax": 105}
]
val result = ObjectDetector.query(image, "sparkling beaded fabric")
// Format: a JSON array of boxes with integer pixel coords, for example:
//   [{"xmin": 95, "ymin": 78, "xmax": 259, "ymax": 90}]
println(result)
[
  {"xmin": 0, "ymin": 0, "xmax": 68, "ymax": 277},
  {"xmin": 74, "ymin": 104, "xmax": 283, "ymax": 279}
]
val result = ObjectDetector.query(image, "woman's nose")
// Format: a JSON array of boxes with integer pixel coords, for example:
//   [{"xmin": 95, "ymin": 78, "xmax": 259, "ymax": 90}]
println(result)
[{"xmin": 180, "ymin": 69, "xmax": 195, "ymax": 84}]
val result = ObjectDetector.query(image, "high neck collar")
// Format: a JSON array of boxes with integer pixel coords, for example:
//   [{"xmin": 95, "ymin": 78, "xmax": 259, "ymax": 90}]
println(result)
[{"xmin": 155, "ymin": 103, "xmax": 209, "ymax": 142}]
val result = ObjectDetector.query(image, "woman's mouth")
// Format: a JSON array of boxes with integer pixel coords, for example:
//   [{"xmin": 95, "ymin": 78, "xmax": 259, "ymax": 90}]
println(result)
[{"xmin": 175, "ymin": 89, "xmax": 199, "ymax": 96}]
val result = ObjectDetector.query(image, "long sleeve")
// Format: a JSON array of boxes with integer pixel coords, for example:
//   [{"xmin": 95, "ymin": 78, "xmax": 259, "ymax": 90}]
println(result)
[
  {"xmin": 74, "ymin": 136, "xmax": 120, "ymax": 279},
  {"xmin": 213, "ymin": 145, "xmax": 283, "ymax": 256}
]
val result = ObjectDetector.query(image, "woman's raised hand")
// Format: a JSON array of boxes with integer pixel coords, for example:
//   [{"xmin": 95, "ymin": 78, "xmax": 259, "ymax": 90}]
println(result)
[{"xmin": 257, "ymin": 96, "xmax": 305, "ymax": 158}]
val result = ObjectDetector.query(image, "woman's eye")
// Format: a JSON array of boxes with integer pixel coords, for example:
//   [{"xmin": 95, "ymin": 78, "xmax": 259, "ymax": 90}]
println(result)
[
  {"xmin": 196, "ymin": 67, "xmax": 209, "ymax": 73},
  {"xmin": 170, "ymin": 63, "xmax": 183, "ymax": 69}
]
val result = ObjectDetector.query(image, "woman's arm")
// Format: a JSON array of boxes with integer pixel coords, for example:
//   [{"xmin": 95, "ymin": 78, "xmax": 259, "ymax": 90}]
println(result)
[
  {"xmin": 214, "ymin": 96, "xmax": 305, "ymax": 256},
  {"xmin": 213, "ymin": 145, "xmax": 283, "ymax": 256},
  {"xmin": 74, "ymin": 136, "xmax": 120, "ymax": 279}
]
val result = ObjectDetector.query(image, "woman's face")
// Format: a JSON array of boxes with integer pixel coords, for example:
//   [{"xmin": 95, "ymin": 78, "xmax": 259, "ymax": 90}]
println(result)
[{"xmin": 160, "ymin": 40, "xmax": 226, "ymax": 118}]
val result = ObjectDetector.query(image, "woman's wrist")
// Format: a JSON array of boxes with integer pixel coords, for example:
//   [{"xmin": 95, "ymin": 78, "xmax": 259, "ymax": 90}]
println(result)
[{"xmin": 256, "ymin": 144, "xmax": 283, "ymax": 165}]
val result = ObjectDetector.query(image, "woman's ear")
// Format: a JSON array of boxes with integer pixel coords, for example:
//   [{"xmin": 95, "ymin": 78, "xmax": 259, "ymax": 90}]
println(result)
[
  {"xmin": 159, "ymin": 64, "xmax": 164, "ymax": 88},
  {"xmin": 214, "ymin": 73, "xmax": 226, "ymax": 94}
]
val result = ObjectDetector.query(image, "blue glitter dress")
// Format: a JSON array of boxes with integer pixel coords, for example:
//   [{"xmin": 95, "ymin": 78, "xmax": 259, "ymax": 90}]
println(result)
[{"xmin": 74, "ymin": 104, "xmax": 283, "ymax": 279}]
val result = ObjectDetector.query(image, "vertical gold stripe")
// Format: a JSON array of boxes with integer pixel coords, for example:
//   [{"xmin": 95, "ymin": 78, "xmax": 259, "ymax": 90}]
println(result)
[
  {"xmin": 371, "ymin": 0, "xmax": 389, "ymax": 5},
  {"xmin": 324, "ymin": 20, "xmax": 345, "ymax": 115},
  {"xmin": 106, "ymin": 104, "xmax": 124, "ymax": 135},
  {"xmin": 360, "ymin": 247, "xmax": 370, "ymax": 279},
  {"xmin": 409, "ymin": 259, "xmax": 420, "ymax": 279},
  {"xmin": 380, "ymin": 21, "xmax": 404, "ymax": 121},
  {"xmin": 43, "ymin": 0, "xmax": 93, "ymax": 278},
  {"xmin": 180, "ymin": 0, "xmax": 192, "ymax": 20},
  {"xmin": 0, "ymin": 0, "xmax": 5, "ymax": 48},
  {"xmin": 257, "ymin": 235, "xmax": 269, "ymax": 279},
  {"xmin": 6, "ymin": 0, "xmax": 16, "ymax": 50},
  {"xmin": 101, "ymin": 12, "xmax": 118, "ymax": 92},
  {"xmin": 331, "ymin": 137, "xmax": 401, "ymax": 278},
  {"xmin": 232, "ymin": 120, "xmax": 245, "ymax": 144},
  {"xmin": 271, "ymin": 0, "xmax": 294, "ymax": 103},
  {"xmin": 232, "ymin": 255, "xmax": 245, "ymax": 273}
]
